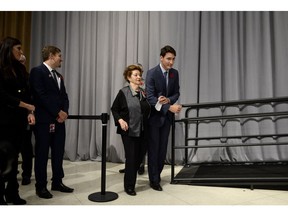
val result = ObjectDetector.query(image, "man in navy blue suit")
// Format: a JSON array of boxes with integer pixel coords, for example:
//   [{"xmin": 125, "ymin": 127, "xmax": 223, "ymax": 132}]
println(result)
[
  {"xmin": 146, "ymin": 45, "xmax": 182, "ymax": 191},
  {"xmin": 29, "ymin": 46, "xmax": 73, "ymax": 199}
]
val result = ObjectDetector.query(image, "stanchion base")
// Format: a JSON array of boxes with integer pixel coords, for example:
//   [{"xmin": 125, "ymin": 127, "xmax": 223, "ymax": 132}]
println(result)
[{"xmin": 88, "ymin": 191, "xmax": 118, "ymax": 202}]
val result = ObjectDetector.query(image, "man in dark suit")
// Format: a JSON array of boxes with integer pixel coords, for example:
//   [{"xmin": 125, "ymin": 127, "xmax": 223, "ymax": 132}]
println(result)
[
  {"xmin": 146, "ymin": 45, "xmax": 182, "ymax": 191},
  {"xmin": 29, "ymin": 45, "xmax": 73, "ymax": 199}
]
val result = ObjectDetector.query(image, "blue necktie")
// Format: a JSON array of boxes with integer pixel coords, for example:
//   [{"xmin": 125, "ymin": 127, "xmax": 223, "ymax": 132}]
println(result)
[
  {"xmin": 164, "ymin": 71, "xmax": 168, "ymax": 86},
  {"xmin": 164, "ymin": 71, "xmax": 168, "ymax": 95}
]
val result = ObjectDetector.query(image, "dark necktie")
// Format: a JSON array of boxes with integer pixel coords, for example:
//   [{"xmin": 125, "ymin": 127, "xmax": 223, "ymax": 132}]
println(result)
[
  {"xmin": 164, "ymin": 71, "xmax": 168, "ymax": 83},
  {"xmin": 164, "ymin": 71, "xmax": 168, "ymax": 95},
  {"xmin": 52, "ymin": 70, "xmax": 59, "ymax": 87}
]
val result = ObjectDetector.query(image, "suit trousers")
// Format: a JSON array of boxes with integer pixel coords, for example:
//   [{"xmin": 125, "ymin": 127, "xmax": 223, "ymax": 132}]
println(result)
[
  {"xmin": 147, "ymin": 118, "xmax": 171, "ymax": 184},
  {"xmin": 34, "ymin": 122, "xmax": 65, "ymax": 190}
]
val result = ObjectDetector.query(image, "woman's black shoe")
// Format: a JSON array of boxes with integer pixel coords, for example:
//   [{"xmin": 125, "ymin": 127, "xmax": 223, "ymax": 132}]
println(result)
[
  {"xmin": 0, "ymin": 197, "xmax": 7, "ymax": 205},
  {"xmin": 5, "ymin": 194, "xmax": 26, "ymax": 205},
  {"xmin": 125, "ymin": 188, "xmax": 136, "ymax": 196}
]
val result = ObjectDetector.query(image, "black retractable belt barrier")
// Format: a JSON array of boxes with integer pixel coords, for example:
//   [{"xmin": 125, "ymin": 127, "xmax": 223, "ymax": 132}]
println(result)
[{"xmin": 68, "ymin": 113, "xmax": 118, "ymax": 202}]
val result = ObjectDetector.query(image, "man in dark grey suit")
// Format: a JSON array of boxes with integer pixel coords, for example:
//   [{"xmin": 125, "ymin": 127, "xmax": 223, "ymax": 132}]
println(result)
[
  {"xmin": 29, "ymin": 46, "xmax": 73, "ymax": 199},
  {"xmin": 146, "ymin": 45, "xmax": 182, "ymax": 191}
]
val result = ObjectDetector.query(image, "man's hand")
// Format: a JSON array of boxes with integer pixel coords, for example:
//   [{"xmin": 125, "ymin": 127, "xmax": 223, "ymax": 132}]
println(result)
[
  {"xmin": 158, "ymin": 96, "xmax": 170, "ymax": 104},
  {"xmin": 57, "ymin": 110, "xmax": 68, "ymax": 123},
  {"xmin": 169, "ymin": 104, "xmax": 182, "ymax": 114}
]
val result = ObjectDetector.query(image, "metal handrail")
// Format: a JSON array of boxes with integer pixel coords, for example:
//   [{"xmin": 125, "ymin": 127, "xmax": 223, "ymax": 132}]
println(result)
[
  {"xmin": 170, "ymin": 96, "xmax": 288, "ymax": 185},
  {"xmin": 182, "ymin": 96, "xmax": 288, "ymax": 109}
]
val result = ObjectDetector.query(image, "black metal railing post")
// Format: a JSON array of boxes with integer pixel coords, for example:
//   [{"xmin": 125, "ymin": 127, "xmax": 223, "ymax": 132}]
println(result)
[
  {"xmin": 88, "ymin": 113, "xmax": 118, "ymax": 202},
  {"xmin": 68, "ymin": 113, "xmax": 118, "ymax": 202}
]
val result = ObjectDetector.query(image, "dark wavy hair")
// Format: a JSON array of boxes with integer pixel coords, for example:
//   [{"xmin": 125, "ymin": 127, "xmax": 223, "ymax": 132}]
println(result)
[
  {"xmin": 0, "ymin": 36, "xmax": 26, "ymax": 79},
  {"xmin": 160, "ymin": 45, "xmax": 176, "ymax": 57}
]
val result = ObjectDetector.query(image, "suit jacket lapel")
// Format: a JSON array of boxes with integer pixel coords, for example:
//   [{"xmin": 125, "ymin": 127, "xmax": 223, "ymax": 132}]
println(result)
[{"xmin": 42, "ymin": 64, "xmax": 60, "ymax": 90}]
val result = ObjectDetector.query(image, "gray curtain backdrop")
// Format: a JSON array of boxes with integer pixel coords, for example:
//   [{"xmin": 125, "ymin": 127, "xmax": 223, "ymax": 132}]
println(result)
[{"xmin": 29, "ymin": 11, "xmax": 288, "ymax": 164}]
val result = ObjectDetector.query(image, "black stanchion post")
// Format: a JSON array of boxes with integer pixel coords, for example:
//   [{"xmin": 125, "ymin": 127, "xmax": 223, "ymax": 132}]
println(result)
[{"xmin": 88, "ymin": 113, "xmax": 118, "ymax": 202}]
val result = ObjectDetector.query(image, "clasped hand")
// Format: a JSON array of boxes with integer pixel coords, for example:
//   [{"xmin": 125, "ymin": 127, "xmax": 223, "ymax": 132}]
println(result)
[
  {"xmin": 158, "ymin": 96, "xmax": 170, "ymax": 104},
  {"xmin": 57, "ymin": 110, "xmax": 68, "ymax": 123}
]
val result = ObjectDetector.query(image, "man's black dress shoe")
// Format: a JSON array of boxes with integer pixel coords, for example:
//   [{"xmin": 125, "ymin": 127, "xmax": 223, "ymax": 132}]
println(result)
[
  {"xmin": 150, "ymin": 183, "xmax": 163, "ymax": 191},
  {"xmin": 36, "ymin": 188, "xmax": 53, "ymax": 199},
  {"xmin": 119, "ymin": 168, "xmax": 125, "ymax": 173},
  {"xmin": 138, "ymin": 165, "xmax": 145, "ymax": 175},
  {"xmin": 22, "ymin": 177, "xmax": 31, "ymax": 185},
  {"xmin": 125, "ymin": 188, "xmax": 136, "ymax": 196},
  {"xmin": 5, "ymin": 193, "xmax": 27, "ymax": 205},
  {"xmin": 120, "ymin": 166, "xmax": 145, "ymax": 175},
  {"xmin": 51, "ymin": 183, "xmax": 74, "ymax": 193}
]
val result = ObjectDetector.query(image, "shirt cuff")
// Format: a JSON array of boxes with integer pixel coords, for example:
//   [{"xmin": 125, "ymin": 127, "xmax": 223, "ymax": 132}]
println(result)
[{"xmin": 155, "ymin": 101, "xmax": 162, "ymax": 111}]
